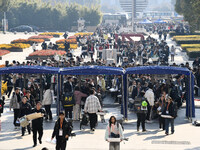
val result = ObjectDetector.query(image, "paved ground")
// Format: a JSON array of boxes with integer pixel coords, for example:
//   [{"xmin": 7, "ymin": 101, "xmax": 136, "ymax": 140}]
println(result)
[
  {"xmin": 0, "ymin": 32, "xmax": 200, "ymax": 150},
  {"xmin": 0, "ymin": 32, "xmax": 74, "ymax": 65},
  {"xmin": 0, "ymin": 105, "xmax": 200, "ymax": 150}
]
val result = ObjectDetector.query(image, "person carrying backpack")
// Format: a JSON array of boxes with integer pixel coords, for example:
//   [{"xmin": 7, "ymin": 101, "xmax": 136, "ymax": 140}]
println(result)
[
  {"xmin": 135, "ymin": 91, "xmax": 148, "ymax": 132},
  {"xmin": 105, "ymin": 116, "xmax": 124, "ymax": 150}
]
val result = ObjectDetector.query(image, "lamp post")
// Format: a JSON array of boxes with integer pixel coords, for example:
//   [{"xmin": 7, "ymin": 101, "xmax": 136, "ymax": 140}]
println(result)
[{"xmin": 132, "ymin": 0, "xmax": 136, "ymax": 32}]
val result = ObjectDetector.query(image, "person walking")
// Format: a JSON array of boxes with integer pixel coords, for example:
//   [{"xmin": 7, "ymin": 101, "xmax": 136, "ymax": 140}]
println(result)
[
  {"xmin": 41, "ymin": 41, "xmax": 47, "ymax": 50},
  {"xmin": 63, "ymin": 77, "xmax": 74, "ymax": 119},
  {"xmin": 105, "ymin": 116, "xmax": 124, "ymax": 150},
  {"xmin": 84, "ymin": 89, "xmax": 102, "ymax": 132},
  {"xmin": 157, "ymin": 95, "xmax": 166, "ymax": 130},
  {"xmin": 136, "ymin": 96, "xmax": 148, "ymax": 132},
  {"xmin": 144, "ymin": 83, "xmax": 155, "ymax": 121},
  {"xmin": 19, "ymin": 97, "xmax": 32, "ymax": 136},
  {"xmin": 32, "ymin": 101, "xmax": 45, "ymax": 147},
  {"xmin": 64, "ymin": 41, "xmax": 70, "ymax": 53},
  {"xmin": 162, "ymin": 96, "xmax": 175, "ymax": 135},
  {"xmin": 171, "ymin": 45, "xmax": 175, "ymax": 62},
  {"xmin": 51, "ymin": 112, "xmax": 71, "ymax": 150},
  {"xmin": 15, "ymin": 74, "xmax": 24, "ymax": 90},
  {"xmin": 73, "ymin": 86, "xmax": 87, "ymax": 121},
  {"xmin": 32, "ymin": 42, "xmax": 37, "ymax": 52},
  {"xmin": 42, "ymin": 85, "xmax": 53, "ymax": 121},
  {"xmin": 63, "ymin": 32, "xmax": 68, "ymax": 39},
  {"xmin": 9, "ymin": 88, "xmax": 22, "ymax": 129}
]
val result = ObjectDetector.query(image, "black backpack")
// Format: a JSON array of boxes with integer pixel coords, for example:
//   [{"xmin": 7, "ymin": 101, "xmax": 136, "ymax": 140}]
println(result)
[{"xmin": 62, "ymin": 92, "xmax": 75, "ymax": 107}]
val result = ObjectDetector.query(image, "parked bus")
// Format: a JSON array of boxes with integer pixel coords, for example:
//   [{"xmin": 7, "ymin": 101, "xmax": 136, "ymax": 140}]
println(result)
[{"xmin": 102, "ymin": 13, "xmax": 128, "ymax": 25}]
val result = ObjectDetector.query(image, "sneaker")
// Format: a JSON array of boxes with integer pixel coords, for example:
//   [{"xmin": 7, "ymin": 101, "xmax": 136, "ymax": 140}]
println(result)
[{"xmin": 39, "ymin": 140, "xmax": 42, "ymax": 144}]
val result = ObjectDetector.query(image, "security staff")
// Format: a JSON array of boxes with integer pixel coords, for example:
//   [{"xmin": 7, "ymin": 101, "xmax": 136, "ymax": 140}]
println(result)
[
  {"xmin": 52, "ymin": 112, "xmax": 71, "ymax": 150},
  {"xmin": 32, "ymin": 101, "xmax": 45, "ymax": 147}
]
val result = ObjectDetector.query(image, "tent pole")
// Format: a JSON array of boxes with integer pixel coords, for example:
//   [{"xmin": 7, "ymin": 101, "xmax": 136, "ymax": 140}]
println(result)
[
  {"xmin": 121, "ymin": 75, "xmax": 124, "ymax": 116},
  {"xmin": 0, "ymin": 75, "xmax": 2, "ymax": 98},
  {"xmin": 40, "ymin": 74, "xmax": 43, "ymax": 102},
  {"xmin": 60, "ymin": 75, "xmax": 63, "ymax": 111},
  {"xmin": 122, "ymin": 75, "xmax": 128, "ymax": 119},
  {"xmin": 126, "ymin": 74, "xmax": 129, "ymax": 120},
  {"xmin": 24, "ymin": 74, "xmax": 26, "ymax": 89},
  {"xmin": 190, "ymin": 73, "xmax": 192, "ymax": 122},
  {"xmin": 57, "ymin": 74, "xmax": 61, "ymax": 116}
]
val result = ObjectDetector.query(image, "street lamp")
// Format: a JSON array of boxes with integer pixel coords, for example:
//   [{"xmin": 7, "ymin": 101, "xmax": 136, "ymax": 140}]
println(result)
[{"xmin": 132, "ymin": 0, "xmax": 136, "ymax": 32}]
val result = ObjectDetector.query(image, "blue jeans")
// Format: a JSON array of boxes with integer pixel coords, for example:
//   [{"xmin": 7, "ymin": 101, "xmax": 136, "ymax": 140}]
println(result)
[{"xmin": 165, "ymin": 118, "xmax": 174, "ymax": 133}]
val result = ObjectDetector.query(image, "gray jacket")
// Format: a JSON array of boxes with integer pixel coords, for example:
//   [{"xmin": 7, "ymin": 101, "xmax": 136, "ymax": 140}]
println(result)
[{"xmin": 10, "ymin": 93, "xmax": 22, "ymax": 109}]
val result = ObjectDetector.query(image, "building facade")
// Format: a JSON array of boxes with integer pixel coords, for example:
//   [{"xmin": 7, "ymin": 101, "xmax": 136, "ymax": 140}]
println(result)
[{"xmin": 119, "ymin": 0, "xmax": 148, "ymax": 17}]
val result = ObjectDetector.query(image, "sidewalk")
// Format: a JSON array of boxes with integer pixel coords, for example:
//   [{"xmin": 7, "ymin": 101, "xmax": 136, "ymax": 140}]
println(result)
[{"xmin": 0, "ymin": 105, "xmax": 200, "ymax": 150}]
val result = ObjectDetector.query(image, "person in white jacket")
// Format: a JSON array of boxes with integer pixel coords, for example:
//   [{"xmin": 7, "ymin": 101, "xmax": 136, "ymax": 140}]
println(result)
[
  {"xmin": 42, "ymin": 85, "xmax": 53, "ymax": 120},
  {"xmin": 105, "ymin": 116, "xmax": 124, "ymax": 150},
  {"xmin": 144, "ymin": 83, "xmax": 155, "ymax": 121}
]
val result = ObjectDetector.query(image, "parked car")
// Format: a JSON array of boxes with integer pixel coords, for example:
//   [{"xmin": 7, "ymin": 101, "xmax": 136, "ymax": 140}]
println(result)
[{"xmin": 9, "ymin": 25, "xmax": 33, "ymax": 32}]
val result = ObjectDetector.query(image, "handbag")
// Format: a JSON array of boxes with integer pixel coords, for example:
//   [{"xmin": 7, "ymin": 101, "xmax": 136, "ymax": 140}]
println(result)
[
  {"xmin": 110, "ymin": 132, "xmax": 120, "ymax": 138},
  {"xmin": 19, "ymin": 116, "xmax": 29, "ymax": 127}
]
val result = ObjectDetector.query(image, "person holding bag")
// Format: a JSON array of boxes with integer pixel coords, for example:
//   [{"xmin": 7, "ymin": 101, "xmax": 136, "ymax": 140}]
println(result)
[{"xmin": 105, "ymin": 116, "xmax": 124, "ymax": 150}]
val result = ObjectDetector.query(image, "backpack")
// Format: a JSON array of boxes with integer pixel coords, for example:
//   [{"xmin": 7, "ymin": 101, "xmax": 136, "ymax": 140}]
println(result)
[{"xmin": 62, "ymin": 92, "xmax": 75, "ymax": 107}]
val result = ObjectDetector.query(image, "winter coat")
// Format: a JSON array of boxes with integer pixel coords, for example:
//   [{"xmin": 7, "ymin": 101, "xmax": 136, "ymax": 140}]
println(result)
[
  {"xmin": 10, "ymin": 92, "xmax": 22, "ymax": 109},
  {"xmin": 42, "ymin": 89, "xmax": 53, "ymax": 105},
  {"xmin": 74, "ymin": 91, "xmax": 87, "ymax": 105}
]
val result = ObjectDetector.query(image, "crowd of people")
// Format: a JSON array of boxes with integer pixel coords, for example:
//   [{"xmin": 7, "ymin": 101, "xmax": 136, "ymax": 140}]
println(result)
[{"xmin": 0, "ymin": 23, "xmax": 198, "ymax": 150}]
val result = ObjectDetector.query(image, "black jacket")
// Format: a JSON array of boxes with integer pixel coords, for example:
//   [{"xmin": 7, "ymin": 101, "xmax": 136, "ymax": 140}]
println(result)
[
  {"xmin": 31, "ymin": 108, "xmax": 45, "ymax": 129},
  {"xmin": 19, "ymin": 102, "xmax": 32, "ymax": 118},
  {"xmin": 15, "ymin": 78, "xmax": 24, "ymax": 89},
  {"xmin": 0, "ymin": 99, "xmax": 5, "ymax": 113},
  {"xmin": 132, "ymin": 87, "xmax": 142, "ymax": 99},
  {"xmin": 52, "ymin": 118, "xmax": 71, "ymax": 141},
  {"xmin": 64, "ymin": 81, "xmax": 73, "ymax": 93}
]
